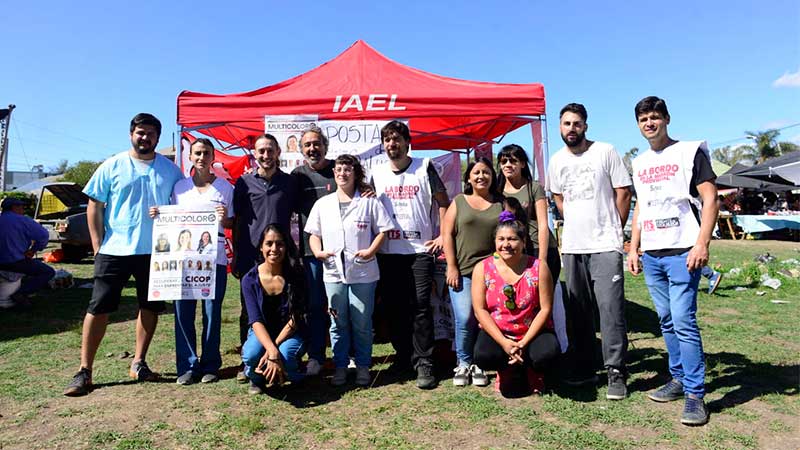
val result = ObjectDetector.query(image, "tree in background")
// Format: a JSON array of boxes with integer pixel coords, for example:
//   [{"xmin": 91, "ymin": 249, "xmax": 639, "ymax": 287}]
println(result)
[
  {"xmin": 60, "ymin": 160, "xmax": 102, "ymax": 187},
  {"xmin": 48, "ymin": 159, "xmax": 69, "ymax": 175},
  {"xmin": 712, "ymin": 145, "xmax": 753, "ymax": 166},
  {"xmin": 777, "ymin": 141, "xmax": 799, "ymax": 154},
  {"xmin": 744, "ymin": 129, "xmax": 781, "ymax": 163},
  {"xmin": 622, "ymin": 147, "xmax": 638, "ymax": 175}
]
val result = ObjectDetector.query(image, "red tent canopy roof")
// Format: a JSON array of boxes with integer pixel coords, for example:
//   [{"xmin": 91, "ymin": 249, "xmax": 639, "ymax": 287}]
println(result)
[{"xmin": 177, "ymin": 40, "xmax": 545, "ymax": 150}]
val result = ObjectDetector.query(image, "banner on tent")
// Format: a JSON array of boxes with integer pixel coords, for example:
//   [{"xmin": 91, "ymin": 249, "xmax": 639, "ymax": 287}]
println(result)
[{"xmin": 148, "ymin": 205, "xmax": 219, "ymax": 302}]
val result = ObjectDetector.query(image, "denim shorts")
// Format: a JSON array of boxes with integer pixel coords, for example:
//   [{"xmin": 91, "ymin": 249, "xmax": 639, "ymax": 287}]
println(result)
[{"xmin": 88, "ymin": 253, "xmax": 164, "ymax": 314}]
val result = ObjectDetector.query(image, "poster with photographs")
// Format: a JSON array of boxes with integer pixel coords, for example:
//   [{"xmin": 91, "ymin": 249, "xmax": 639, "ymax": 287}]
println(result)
[{"xmin": 148, "ymin": 204, "xmax": 219, "ymax": 301}]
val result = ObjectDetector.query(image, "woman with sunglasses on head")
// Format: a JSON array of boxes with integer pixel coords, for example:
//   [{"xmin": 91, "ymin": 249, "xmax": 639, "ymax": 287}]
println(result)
[
  {"xmin": 240, "ymin": 225, "xmax": 308, "ymax": 394},
  {"xmin": 496, "ymin": 144, "xmax": 561, "ymax": 282},
  {"xmin": 149, "ymin": 138, "xmax": 234, "ymax": 386},
  {"xmin": 305, "ymin": 154, "xmax": 394, "ymax": 387},
  {"xmin": 472, "ymin": 199, "xmax": 560, "ymax": 397},
  {"xmin": 442, "ymin": 157, "xmax": 503, "ymax": 387}
]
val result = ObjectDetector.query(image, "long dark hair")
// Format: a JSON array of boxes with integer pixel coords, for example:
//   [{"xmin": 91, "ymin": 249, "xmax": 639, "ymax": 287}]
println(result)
[
  {"xmin": 497, "ymin": 144, "xmax": 538, "ymax": 228},
  {"xmin": 463, "ymin": 157, "xmax": 499, "ymax": 196},
  {"xmin": 257, "ymin": 224, "xmax": 307, "ymax": 322}
]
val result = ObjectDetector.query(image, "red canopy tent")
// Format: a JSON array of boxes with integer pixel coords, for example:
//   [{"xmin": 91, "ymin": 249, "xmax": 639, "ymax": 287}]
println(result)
[{"xmin": 177, "ymin": 40, "xmax": 548, "ymax": 178}]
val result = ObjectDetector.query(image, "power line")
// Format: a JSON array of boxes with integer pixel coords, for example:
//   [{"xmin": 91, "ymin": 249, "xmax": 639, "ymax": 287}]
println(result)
[
  {"xmin": 709, "ymin": 121, "xmax": 800, "ymax": 147},
  {"xmin": 14, "ymin": 118, "xmax": 108, "ymax": 148},
  {"xmin": 11, "ymin": 120, "xmax": 32, "ymax": 170}
]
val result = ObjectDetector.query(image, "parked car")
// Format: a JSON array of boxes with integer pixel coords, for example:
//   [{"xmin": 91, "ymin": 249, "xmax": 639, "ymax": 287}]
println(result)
[{"xmin": 34, "ymin": 182, "xmax": 91, "ymax": 262}]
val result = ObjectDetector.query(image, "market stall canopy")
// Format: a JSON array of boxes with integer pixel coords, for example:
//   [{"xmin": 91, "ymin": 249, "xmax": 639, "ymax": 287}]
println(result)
[
  {"xmin": 735, "ymin": 151, "xmax": 800, "ymax": 186},
  {"xmin": 717, "ymin": 159, "xmax": 797, "ymax": 192},
  {"xmin": 177, "ymin": 40, "xmax": 546, "ymax": 151}
]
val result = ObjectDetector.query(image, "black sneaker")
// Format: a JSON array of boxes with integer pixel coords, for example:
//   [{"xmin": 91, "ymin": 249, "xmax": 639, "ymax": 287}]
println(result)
[
  {"xmin": 648, "ymin": 379, "xmax": 684, "ymax": 402},
  {"xmin": 606, "ymin": 368, "xmax": 627, "ymax": 400},
  {"xmin": 681, "ymin": 394, "xmax": 709, "ymax": 426},
  {"xmin": 562, "ymin": 373, "xmax": 599, "ymax": 387},
  {"xmin": 129, "ymin": 360, "xmax": 159, "ymax": 382},
  {"xmin": 415, "ymin": 362, "xmax": 436, "ymax": 389},
  {"xmin": 64, "ymin": 368, "xmax": 93, "ymax": 396}
]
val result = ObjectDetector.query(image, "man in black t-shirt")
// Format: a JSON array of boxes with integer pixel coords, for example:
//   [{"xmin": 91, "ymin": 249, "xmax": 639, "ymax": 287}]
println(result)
[{"xmin": 291, "ymin": 127, "xmax": 336, "ymax": 376}]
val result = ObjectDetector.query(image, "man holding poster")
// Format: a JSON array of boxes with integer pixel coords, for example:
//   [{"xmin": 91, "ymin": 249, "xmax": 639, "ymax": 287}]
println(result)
[{"xmin": 64, "ymin": 113, "xmax": 182, "ymax": 397}]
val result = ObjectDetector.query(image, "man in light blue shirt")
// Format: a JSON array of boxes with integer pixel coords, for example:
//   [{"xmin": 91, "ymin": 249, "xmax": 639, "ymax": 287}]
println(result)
[
  {"xmin": 0, "ymin": 197, "xmax": 55, "ymax": 308},
  {"xmin": 64, "ymin": 113, "xmax": 182, "ymax": 397}
]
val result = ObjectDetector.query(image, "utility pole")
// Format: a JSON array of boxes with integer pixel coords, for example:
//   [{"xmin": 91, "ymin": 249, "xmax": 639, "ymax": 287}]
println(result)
[{"xmin": 0, "ymin": 104, "xmax": 15, "ymax": 192}]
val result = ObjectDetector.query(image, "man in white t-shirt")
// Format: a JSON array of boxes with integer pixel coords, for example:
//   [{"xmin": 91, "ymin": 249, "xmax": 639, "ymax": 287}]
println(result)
[
  {"xmin": 626, "ymin": 96, "xmax": 717, "ymax": 426},
  {"xmin": 546, "ymin": 103, "xmax": 632, "ymax": 400},
  {"xmin": 371, "ymin": 120, "xmax": 450, "ymax": 390}
]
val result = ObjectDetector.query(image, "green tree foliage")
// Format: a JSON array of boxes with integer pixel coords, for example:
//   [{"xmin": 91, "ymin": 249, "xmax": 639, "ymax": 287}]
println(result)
[
  {"xmin": 744, "ymin": 129, "xmax": 781, "ymax": 163},
  {"xmin": 777, "ymin": 141, "xmax": 799, "ymax": 154},
  {"xmin": 712, "ymin": 145, "xmax": 754, "ymax": 166},
  {"xmin": 48, "ymin": 159, "xmax": 69, "ymax": 175},
  {"xmin": 60, "ymin": 160, "xmax": 102, "ymax": 188},
  {"xmin": 622, "ymin": 147, "xmax": 638, "ymax": 175}
]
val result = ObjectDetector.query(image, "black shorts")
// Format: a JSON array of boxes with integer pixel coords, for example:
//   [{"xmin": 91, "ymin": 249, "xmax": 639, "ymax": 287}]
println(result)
[{"xmin": 87, "ymin": 253, "xmax": 164, "ymax": 315}]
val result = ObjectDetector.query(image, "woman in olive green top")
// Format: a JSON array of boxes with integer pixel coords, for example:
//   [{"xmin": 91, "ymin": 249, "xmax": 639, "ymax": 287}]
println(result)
[
  {"xmin": 442, "ymin": 157, "xmax": 503, "ymax": 387},
  {"xmin": 497, "ymin": 144, "xmax": 561, "ymax": 281}
]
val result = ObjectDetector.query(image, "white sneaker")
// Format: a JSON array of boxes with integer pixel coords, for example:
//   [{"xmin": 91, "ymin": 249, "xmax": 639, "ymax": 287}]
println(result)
[
  {"xmin": 306, "ymin": 358, "xmax": 322, "ymax": 376},
  {"xmin": 470, "ymin": 365, "xmax": 489, "ymax": 387},
  {"xmin": 355, "ymin": 367, "xmax": 371, "ymax": 386},
  {"xmin": 331, "ymin": 367, "xmax": 347, "ymax": 386},
  {"xmin": 453, "ymin": 365, "xmax": 470, "ymax": 386}
]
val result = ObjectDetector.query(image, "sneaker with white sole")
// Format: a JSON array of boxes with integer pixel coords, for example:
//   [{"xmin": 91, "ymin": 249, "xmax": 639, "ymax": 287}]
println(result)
[
  {"xmin": 453, "ymin": 365, "xmax": 470, "ymax": 386},
  {"xmin": 306, "ymin": 358, "xmax": 322, "ymax": 376},
  {"xmin": 331, "ymin": 367, "xmax": 347, "ymax": 386},
  {"xmin": 707, "ymin": 271, "xmax": 723, "ymax": 295},
  {"xmin": 470, "ymin": 365, "xmax": 489, "ymax": 387},
  {"xmin": 355, "ymin": 367, "xmax": 371, "ymax": 386},
  {"xmin": 681, "ymin": 394, "xmax": 709, "ymax": 426}
]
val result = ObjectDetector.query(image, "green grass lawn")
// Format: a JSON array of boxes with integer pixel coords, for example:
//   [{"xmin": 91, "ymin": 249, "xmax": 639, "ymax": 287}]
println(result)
[{"xmin": 0, "ymin": 240, "xmax": 798, "ymax": 449}]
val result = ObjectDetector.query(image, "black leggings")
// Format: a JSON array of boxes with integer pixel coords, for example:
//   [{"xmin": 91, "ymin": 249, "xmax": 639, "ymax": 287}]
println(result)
[{"xmin": 473, "ymin": 329, "xmax": 560, "ymax": 371}]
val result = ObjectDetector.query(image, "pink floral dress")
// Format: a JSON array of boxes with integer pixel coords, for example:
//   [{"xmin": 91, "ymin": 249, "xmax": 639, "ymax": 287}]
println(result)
[{"xmin": 482, "ymin": 255, "xmax": 552, "ymax": 340}]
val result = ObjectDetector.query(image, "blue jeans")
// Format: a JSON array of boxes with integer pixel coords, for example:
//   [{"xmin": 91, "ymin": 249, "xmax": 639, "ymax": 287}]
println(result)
[
  {"xmin": 303, "ymin": 256, "xmax": 329, "ymax": 363},
  {"xmin": 642, "ymin": 251, "xmax": 705, "ymax": 397},
  {"xmin": 700, "ymin": 265, "xmax": 714, "ymax": 279},
  {"xmin": 449, "ymin": 275, "xmax": 478, "ymax": 367},
  {"xmin": 241, "ymin": 328, "xmax": 306, "ymax": 383},
  {"xmin": 324, "ymin": 281, "xmax": 377, "ymax": 368},
  {"xmin": 174, "ymin": 265, "xmax": 227, "ymax": 376}
]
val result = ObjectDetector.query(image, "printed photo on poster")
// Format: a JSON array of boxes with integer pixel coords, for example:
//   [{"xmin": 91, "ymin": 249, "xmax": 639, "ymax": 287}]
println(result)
[{"xmin": 148, "ymin": 204, "xmax": 219, "ymax": 301}]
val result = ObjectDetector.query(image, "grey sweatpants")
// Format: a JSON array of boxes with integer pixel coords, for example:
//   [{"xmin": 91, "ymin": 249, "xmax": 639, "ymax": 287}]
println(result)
[{"xmin": 562, "ymin": 251, "xmax": 628, "ymax": 374}]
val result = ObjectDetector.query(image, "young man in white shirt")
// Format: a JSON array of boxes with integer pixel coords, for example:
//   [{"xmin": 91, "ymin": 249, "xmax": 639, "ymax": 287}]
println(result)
[
  {"xmin": 547, "ymin": 103, "xmax": 632, "ymax": 400},
  {"xmin": 627, "ymin": 96, "xmax": 717, "ymax": 426},
  {"xmin": 372, "ymin": 120, "xmax": 450, "ymax": 389}
]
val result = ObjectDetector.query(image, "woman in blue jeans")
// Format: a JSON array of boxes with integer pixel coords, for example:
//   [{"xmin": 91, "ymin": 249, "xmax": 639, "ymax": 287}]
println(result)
[
  {"xmin": 305, "ymin": 155, "xmax": 394, "ymax": 387},
  {"xmin": 442, "ymin": 157, "xmax": 503, "ymax": 387},
  {"xmin": 150, "ymin": 138, "xmax": 234, "ymax": 385},
  {"xmin": 241, "ymin": 225, "xmax": 308, "ymax": 394}
]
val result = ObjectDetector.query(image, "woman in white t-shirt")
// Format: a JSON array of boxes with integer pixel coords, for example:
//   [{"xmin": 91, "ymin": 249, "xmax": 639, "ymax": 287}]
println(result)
[
  {"xmin": 150, "ymin": 138, "xmax": 234, "ymax": 385},
  {"xmin": 305, "ymin": 154, "xmax": 394, "ymax": 387}
]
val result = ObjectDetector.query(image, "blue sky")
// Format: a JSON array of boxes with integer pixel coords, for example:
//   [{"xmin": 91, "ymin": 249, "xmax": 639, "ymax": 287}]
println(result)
[{"xmin": 2, "ymin": 0, "xmax": 798, "ymax": 172}]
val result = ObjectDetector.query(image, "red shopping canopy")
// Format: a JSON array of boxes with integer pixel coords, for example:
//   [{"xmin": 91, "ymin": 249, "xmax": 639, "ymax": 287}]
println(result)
[{"xmin": 177, "ymin": 40, "xmax": 546, "ymax": 153}]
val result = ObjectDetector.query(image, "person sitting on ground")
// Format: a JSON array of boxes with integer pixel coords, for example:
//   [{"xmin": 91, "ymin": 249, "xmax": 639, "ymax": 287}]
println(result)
[
  {"xmin": 241, "ymin": 225, "xmax": 308, "ymax": 394},
  {"xmin": 0, "ymin": 197, "xmax": 56, "ymax": 309},
  {"xmin": 472, "ymin": 201, "xmax": 560, "ymax": 397}
]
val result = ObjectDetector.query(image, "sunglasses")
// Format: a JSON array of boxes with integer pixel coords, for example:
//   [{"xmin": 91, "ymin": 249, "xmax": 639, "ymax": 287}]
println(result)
[{"xmin": 502, "ymin": 284, "xmax": 517, "ymax": 310}]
